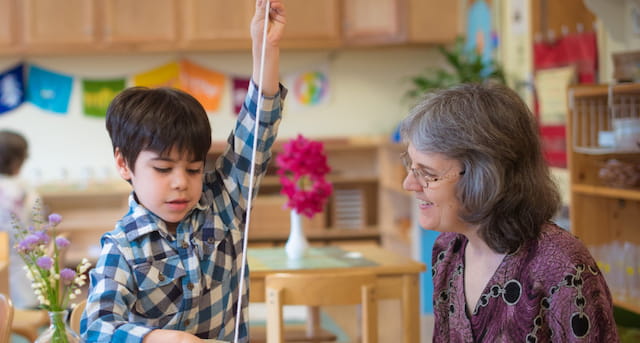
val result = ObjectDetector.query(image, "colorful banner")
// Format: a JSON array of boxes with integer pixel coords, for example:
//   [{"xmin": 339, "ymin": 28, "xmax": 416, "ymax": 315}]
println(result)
[
  {"xmin": 82, "ymin": 78, "xmax": 126, "ymax": 118},
  {"xmin": 27, "ymin": 65, "xmax": 73, "ymax": 114},
  {"xmin": 180, "ymin": 60, "xmax": 226, "ymax": 112},
  {"xmin": 133, "ymin": 61, "xmax": 180, "ymax": 88},
  {"xmin": 284, "ymin": 64, "xmax": 330, "ymax": 109},
  {"xmin": 232, "ymin": 77, "xmax": 250, "ymax": 115},
  {"xmin": 0, "ymin": 64, "xmax": 25, "ymax": 115}
]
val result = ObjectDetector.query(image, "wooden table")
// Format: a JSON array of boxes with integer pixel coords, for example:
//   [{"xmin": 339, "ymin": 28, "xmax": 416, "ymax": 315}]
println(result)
[{"xmin": 247, "ymin": 245, "xmax": 426, "ymax": 343}]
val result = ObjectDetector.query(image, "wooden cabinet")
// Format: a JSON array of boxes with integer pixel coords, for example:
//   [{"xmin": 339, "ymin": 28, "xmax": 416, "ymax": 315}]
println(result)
[
  {"xmin": 21, "ymin": 0, "xmax": 97, "ymax": 52},
  {"xmin": 180, "ymin": 0, "xmax": 253, "ymax": 50},
  {"xmin": 280, "ymin": 0, "xmax": 341, "ymax": 49},
  {"xmin": 103, "ymin": 0, "xmax": 178, "ymax": 51},
  {"xmin": 343, "ymin": 0, "xmax": 459, "ymax": 46},
  {"xmin": 0, "ymin": 0, "xmax": 19, "ymax": 53},
  {"xmin": 567, "ymin": 83, "xmax": 640, "ymax": 314}
]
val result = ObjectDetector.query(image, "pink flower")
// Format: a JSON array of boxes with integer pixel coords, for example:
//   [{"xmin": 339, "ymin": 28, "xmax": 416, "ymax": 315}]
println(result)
[{"xmin": 276, "ymin": 135, "xmax": 333, "ymax": 218}]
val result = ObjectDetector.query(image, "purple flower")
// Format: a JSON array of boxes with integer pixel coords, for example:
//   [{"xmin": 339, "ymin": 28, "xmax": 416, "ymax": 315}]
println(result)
[
  {"xmin": 17, "ymin": 234, "xmax": 40, "ymax": 252},
  {"xmin": 34, "ymin": 231, "xmax": 50, "ymax": 245},
  {"xmin": 48, "ymin": 213, "xmax": 62, "ymax": 226},
  {"xmin": 60, "ymin": 268, "xmax": 76, "ymax": 285},
  {"xmin": 36, "ymin": 256, "xmax": 54, "ymax": 270},
  {"xmin": 55, "ymin": 236, "xmax": 70, "ymax": 248}
]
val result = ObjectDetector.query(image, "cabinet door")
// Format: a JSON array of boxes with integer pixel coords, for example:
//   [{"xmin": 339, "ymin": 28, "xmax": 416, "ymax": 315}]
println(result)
[
  {"xmin": 343, "ymin": 0, "xmax": 459, "ymax": 45},
  {"xmin": 0, "ymin": 0, "xmax": 18, "ymax": 52},
  {"xmin": 407, "ymin": 0, "xmax": 459, "ymax": 44},
  {"xmin": 281, "ymin": 0, "xmax": 341, "ymax": 49},
  {"xmin": 22, "ymin": 0, "xmax": 96, "ymax": 48},
  {"xmin": 103, "ymin": 0, "xmax": 178, "ymax": 46},
  {"xmin": 343, "ymin": 0, "xmax": 406, "ymax": 45},
  {"xmin": 180, "ymin": 0, "xmax": 253, "ymax": 50}
]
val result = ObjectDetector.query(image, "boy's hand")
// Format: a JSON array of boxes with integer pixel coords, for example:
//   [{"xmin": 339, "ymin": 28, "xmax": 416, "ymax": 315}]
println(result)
[
  {"xmin": 251, "ymin": 0, "xmax": 286, "ymax": 48},
  {"xmin": 143, "ymin": 329, "xmax": 205, "ymax": 343}
]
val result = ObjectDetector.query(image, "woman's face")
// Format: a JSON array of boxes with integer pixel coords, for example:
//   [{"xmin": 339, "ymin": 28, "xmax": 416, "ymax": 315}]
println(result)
[{"xmin": 402, "ymin": 143, "xmax": 467, "ymax": 233}]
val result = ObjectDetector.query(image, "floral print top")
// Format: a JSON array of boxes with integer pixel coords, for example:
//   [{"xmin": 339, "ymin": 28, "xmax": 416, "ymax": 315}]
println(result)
[{"xmin": 431, "ymin": 223, "xmax": 619, "ymax": 342}]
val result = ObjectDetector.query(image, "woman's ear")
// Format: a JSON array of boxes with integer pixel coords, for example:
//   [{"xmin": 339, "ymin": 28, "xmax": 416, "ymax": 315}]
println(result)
[{"xmin": 114, "ymin": 148, "xmax": 132, "ymax": 181}]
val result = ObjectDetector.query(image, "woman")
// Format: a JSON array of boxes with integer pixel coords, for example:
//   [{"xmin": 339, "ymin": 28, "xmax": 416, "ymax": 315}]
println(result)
[{"xmin": 400, "ymin": 82, "xmax": 618, "ymax": 342}]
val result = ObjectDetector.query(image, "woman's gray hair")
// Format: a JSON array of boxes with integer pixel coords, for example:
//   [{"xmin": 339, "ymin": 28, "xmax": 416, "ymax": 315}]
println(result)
[{"xmin": 400, "ymin": 81, "xmax": 561, "ymax": 253}]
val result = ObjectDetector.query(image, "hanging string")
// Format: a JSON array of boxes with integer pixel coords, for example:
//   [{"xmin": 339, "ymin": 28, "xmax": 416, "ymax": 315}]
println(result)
[{"xmin": 233, "ymin": 1, "xmax": 270, "ymax": 342}]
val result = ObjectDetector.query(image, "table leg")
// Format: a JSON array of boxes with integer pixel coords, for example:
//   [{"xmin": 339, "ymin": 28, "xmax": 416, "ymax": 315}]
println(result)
[
  {"xmin": 306, "ymin": 306, "xmax": 321, "ymax": 338},
  {"xmin": 402, "ymin": 274, "xmax": 420, "ymax": 343}
]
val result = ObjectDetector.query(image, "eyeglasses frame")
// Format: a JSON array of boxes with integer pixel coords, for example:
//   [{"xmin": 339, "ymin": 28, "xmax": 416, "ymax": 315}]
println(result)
[{"xmin": 400, "ymin": 151, "xmax": 465, "ymax": 189}]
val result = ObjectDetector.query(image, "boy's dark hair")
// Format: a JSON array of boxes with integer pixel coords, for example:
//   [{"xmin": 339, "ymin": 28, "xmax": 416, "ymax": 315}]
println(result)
[
  {"xmin": 106, "ymin": 87, "xmax": 212, "ymax": 171},
  {"xmin": 0, "ymin": 130, "xmax": 28, "ymax": 175}
]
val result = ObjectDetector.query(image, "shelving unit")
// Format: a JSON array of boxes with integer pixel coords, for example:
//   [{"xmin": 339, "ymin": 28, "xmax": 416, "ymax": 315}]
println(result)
[
  {"xmin": 377, "ymin": 142, "xmax": 413, "ymax": 257},
  {"xmin": 207, "ymin": 137, "xmax": 386, "ymax": 247},
  {"xmin": 567, "ymin": 83, "xmax": 640, "ymax": 314}
]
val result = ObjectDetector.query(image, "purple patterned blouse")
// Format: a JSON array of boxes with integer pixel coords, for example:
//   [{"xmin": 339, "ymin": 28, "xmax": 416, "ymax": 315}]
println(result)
[{"xmin": 431, "ymin": 223, "xmax": 619, "ymax": 342}]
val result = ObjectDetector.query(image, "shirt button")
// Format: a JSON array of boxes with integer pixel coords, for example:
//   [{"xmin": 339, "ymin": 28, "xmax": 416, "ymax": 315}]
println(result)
[
  {"xmin": 207, "ymin": 237, "xmax": 214, "ymax": 244},
  {"xmin": 181, "ymin": 241, "xmax": 189, "ymax": 249},
  {"xmin": 184, "ymin": 319, "xmax": 190, "ymax": 326},
  {"xmin": 187, "ymin": 282, "xmax": 194, "ymax": 290},
  {"xmin": 158, "ymin": 274, "xmax": 165, "ymax": 282}
]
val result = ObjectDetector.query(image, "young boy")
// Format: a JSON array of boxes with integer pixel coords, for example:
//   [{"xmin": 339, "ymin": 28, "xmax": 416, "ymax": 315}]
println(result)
[{"xmin": 81, "ymin": 1, "xmax": 286, "ymax": 342}]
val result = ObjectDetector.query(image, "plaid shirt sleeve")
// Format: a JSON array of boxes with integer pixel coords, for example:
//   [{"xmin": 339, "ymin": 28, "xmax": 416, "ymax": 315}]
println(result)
[{"xmin": 206, "ymin": 80, "xmax": 286, "ymax": 210}]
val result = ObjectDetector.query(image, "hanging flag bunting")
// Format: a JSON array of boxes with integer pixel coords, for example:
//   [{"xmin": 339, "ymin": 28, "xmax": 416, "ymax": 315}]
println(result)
[
  {"xmin": 0, "ymin": 63, "xmax": 25, "ymax": 115},
  {"xmin": 180, "ymin": 59, "xmax": 226, "ymax": 112},
  {"xmin": 82, "ymin": 78, "xmax": 126, "ymax": 118},
  {"xmin": 284, "ymin": 64, "xmax": 330, "ymax": 110},
  {"xmin": 133, "ymin": 61, "xmax": 180, "ymax": 88},
  {"xmin": 232, "ymin": 76, "xmax": 250, "ymax": 115},
  {"xmin": 27, "ymin": 65, "xmax": 73, "ymax": 114}
]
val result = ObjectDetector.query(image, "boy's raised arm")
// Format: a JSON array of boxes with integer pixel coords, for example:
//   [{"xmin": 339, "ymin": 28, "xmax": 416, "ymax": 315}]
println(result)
[{"xmin": 251, "ymin": 0, "xmax": 286, "ymax": 97}]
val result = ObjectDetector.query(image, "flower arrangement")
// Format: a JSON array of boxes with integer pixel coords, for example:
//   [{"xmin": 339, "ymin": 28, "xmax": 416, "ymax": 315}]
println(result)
[
  {"xmin": 12, "ymin": 201, "xmax": 91, "ymax": 341},
  {"xmin": 276, "ymin": 134, "xmax": 333, "ymax": 218}
]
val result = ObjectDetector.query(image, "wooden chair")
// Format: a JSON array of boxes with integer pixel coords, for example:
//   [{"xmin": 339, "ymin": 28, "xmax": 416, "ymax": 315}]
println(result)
[
  {"xmin": 0, "ymin": 232, "xmax": 49, "ymax": 341},
  {"xmin": 70, "ymin": 299, "xmax": 86, "ymax": 333},
  {"xmin": 0, "ymin": 293, "xmax": 14, "ymax": 343},
  {"xmin": 265, "ymin": 271, "xmax": 378, "ymax": 343}
]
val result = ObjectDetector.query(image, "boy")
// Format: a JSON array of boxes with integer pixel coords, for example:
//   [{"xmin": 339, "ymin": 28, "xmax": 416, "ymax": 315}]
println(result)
[{"xmin": 81, "ymin": 1, "xmax": 286, "ymax": 342}]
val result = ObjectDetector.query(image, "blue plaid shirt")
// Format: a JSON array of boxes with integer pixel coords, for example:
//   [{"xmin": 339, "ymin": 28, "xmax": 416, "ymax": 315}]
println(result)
[{"xmin": 81, "ymin": 81, "xmax": 285, "ymax": 343}]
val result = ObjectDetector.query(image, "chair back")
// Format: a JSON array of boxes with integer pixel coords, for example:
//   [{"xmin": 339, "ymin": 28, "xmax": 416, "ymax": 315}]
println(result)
[
  {"xmin": 0, "ymin": 293, "xmax": 14, "ymax": 343},
  {"xmin": 70, "ymin": 299, "xmax": 86, "ymax": 334},
  {"xmin": 265, "ymin": 271, "xmax": 377, "ymax": 343}
]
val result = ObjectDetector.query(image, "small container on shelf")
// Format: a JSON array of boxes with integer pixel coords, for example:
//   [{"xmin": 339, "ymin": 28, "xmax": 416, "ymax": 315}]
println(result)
[{"xmin": 598, "ymin": 159, "xmax": 640, "ymax": 188}]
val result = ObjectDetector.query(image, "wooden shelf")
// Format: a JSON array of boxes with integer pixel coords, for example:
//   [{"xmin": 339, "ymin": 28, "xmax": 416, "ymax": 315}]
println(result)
[
  {"xmin": 260, "ymin": 175, "xmax": 378, "ymax": 188},
  {"xmin": 248, "ymin": 227, "xmax": 381, "ymax": 245},
  {"xmin": 572, "ymin": 184, "xmax": 640, "ymax": 201},
  {"xmin": 568, "ymin": 83, "xmax": 640, "ymax": 313}
]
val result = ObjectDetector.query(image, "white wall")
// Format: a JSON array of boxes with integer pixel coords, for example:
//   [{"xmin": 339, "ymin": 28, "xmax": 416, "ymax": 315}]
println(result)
[{"xmin": 0, "ymin": 47, "xmax": 443, "ymax": 184}]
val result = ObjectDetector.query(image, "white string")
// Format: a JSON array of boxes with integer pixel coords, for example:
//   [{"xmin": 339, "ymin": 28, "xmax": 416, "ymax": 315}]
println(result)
[{"xmin": 233, "ymin": 1, "xmax": 270, "ymax": 342}]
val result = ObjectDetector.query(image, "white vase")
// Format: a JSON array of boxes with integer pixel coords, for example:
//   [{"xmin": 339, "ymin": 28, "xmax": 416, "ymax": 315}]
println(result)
[{"xmin": 285, "ymin": 210, "xmax": 309, "ymax": 260}]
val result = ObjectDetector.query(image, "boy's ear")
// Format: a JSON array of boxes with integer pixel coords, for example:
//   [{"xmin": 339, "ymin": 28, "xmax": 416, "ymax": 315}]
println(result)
[{"xmin": 114, "ymin": 148, "xmax": 132, "ymax": 181}]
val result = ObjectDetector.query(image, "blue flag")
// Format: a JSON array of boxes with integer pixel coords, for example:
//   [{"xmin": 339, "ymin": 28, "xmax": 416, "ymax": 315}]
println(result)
[
  {"xmin": 27, "ymin": 65, "xmax": 73, "ymax": 114},
  {"xmin": 0, "ymin": 64, "xmax": 25, "ymax": 115}
]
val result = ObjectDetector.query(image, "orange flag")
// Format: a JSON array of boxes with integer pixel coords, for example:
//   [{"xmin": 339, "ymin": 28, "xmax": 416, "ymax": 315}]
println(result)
[{"xmin": 180, "ymin": 59, "xmax": 226, "ymax": 112}]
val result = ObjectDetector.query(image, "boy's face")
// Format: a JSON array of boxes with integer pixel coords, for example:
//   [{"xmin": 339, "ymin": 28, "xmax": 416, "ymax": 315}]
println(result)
[{"xmin": 115, "ymin": 147, "xmax": 204, "ymax": 232}]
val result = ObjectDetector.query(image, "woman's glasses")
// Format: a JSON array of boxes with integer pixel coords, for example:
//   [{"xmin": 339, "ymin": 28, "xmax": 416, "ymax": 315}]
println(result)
[{"xmin": 400, "ymin": 152, "xmax": 465, "ymax": 189}]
